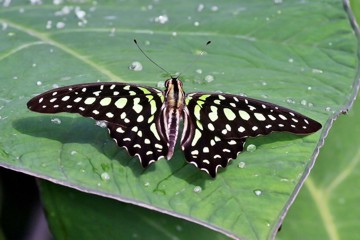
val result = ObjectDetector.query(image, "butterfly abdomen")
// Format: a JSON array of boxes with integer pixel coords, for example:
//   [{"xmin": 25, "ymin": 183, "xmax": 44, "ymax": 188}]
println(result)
[{"xmin": 162, "ymin": 78, "xmax": 186, "ymax": 159}]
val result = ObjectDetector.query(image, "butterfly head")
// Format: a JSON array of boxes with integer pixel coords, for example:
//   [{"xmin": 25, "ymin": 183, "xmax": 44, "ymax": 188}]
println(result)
[{"xmin": 165, "ymin": 77, "xmax": 184, "ymax": 92}]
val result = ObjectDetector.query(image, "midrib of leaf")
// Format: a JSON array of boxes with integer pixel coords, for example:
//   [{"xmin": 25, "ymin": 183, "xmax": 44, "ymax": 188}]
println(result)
[
  {"xmin": 325, "ymin": 148, "xmax": 360, "ymax": 195},
  {"xmin": 305, "ymin": 145, "xmax": 360, "ymax": 240},
  {"xmin": 0, "ymin": 18, "xmax": 123, "ymax": 83},
  {"xmin": 0, "ymin": 41, "xmax": 45, "ymax": 61},
  {"xmin": 305, "ymin": 178, "xmax": 338, "ymax": 240}
]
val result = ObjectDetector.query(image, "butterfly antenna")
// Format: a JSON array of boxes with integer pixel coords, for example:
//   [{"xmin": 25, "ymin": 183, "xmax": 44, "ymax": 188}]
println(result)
[
  {"xmin": 176, "ymin": 40, "xmax": 211, "ymax": 79},
  {"xmin": 133, "ymin": 39, "xmax": 172, "ymax": 76}
]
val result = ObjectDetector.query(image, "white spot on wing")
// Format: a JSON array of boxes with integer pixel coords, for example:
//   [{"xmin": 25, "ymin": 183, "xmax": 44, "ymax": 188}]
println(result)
[
  {"xmin": 106, "ymin": 112, "xmax": 114, "ymax": 118},
  {"xmin": 84, "ymin": 97, "xmax": 96, "ymax": 105},
  {"xmin": 238, "ymin": 126, "xmax": 245, "ymax": 133},
  {"xmin": 254, "ymin": 113, "xmax": 266, "ymax": 121},
  {"xmin": 62, "ymin": 96, "xmax": 70, "ymax": 101},
  {"xmin": 279, "ymin": 114, "xmax": 287, "ymax": 120}
]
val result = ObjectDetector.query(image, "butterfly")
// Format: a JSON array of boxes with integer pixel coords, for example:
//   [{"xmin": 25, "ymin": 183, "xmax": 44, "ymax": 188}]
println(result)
[{"xmin": 27, "ymin": 77, "xmax": 321, "ymax": 177}]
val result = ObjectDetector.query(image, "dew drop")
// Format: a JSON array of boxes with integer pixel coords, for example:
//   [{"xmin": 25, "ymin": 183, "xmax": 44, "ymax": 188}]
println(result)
[
  {"xmin": 133, "ymin": 233, "xmax": 142, "ymax": 239},
  {"xmin": 172, "ymin": 32, "xmax": 177, "ymax": 36},
  {"xmin": 211, "ymin": 5, "xmax": 219, "ymax": 11},
  {"xmin": 129, "ymin": 61, "xmax": 143, "ymax": 71},
  {"xmin": 300, "ymin": 99, "xmax": 307, "ymax": 106},
  {"xmin": 307, "ymin": 86, "xmax": 312, "ymax": 91},
  {"xmin": 195, "ymin": 69, "xmax": 202, "ymax": 74},
  {"xmin": 144, "ymin": 182, "xmax": 150, "ymax": 187},
  {"xmin": 254, "ymin": 189, "xmax": 262, "ymax": 196},
  {"xmin": 96, "ymin": 121, "xmax": 107, "ymax": 128},
  {"xmin": 51, "ymin": 118, "xmax": 61, "ymax": 124},
  {"xmin": 197, "ymin": 4, "xmax": 204, "ymax": 12},
  {"xmin": 104, "ymin": 15, "xmax": 117, "ymax": 20},
  {"xmin": 36, "ymin": 81, "xmax": 42, "ymax": 86},
  {"xmin": 246, "ymin": 144, "xmax": 256, "ymax": 152},
  {"xmin": 54, "ymin": 6, "xmax": 72, "ymax": 16},
  {"xmin": 75, "ymin": 7, "xmax": 86, "ymax": 20},
  {"xmin": 288, "ymin": 58, "xmax": 294, "ymax": 63},
  {"xmin": 325, "ymin": 106, "xmax": 331, "ymax": 112},
  {"xmin": 53, "ymin": 0, "xmax": 63, "ymax": 5},
  {"xmin": 312, "ymin": 68, "xmax": 323, "ymax": 74},
  {"xmin": 30, "ymin": 0, "xmax": 42, "ymax": 5},
  {"xmin": 56, "ymin": 21, "xmax": 65, "ymax": 29},
  {"xmin": 155, "ymin": 80, "xmax": 167, "ymax": 89},
  {"xmin": 2, "ymin": 0, "xmax": 10, "ymax": 7},
  {"xmin": 193, "ymin": 186, "xmax": 202, "ymax": 193},
  {"xmin": 286, "ymin": 98, "xmax": 295, "ymax": 104},
  {"xmin": 2, "ymin": 22, "xmax": 8, "ymax": 31},
  {"xmin": 46, "ymin": 20, "xmax": 52, "ymax": 29},
  {"xmin": 308, "ymin": 102, "xmax": 314, "ymax": 107},
  {"xmin": 194, "ymin": 21, "xmax": 200, "ymax": 26},
  {"xmin": 273, "ymin": 0, "xmax": 283, "ymax": 4},
  {"xmin": 32, "ymin": 63, "xmax": 37, "ymax": 67},
  {"xmin": 71, "ymin": 150, "xmax": 77, "ymax": 155},
  {"xmin": 176, "ymin": 225, "xmax": 183, "ymax": 231},
  {"xmin": 154, "ymin": 15, "xmax": 169, "ymax": 24},
  {"xmin": 238, "ymin": 161, "xmax": 246, "ymax": 168},
  {"xmin": 204, "ymin": 74, "xmax": 214, "ymax": 83},
  {"xmin": 101, "ymin": 172, "xmax": 110, "ymax": 181}
]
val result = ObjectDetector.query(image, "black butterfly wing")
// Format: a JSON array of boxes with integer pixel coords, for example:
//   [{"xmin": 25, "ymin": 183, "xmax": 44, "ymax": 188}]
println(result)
[
  {"xmin": 181, "ymin": 93, "xmax": 322, "ymax": 177},
  {"xmin": 27, "ymin": 82, "xmax": 168, "ymax": 167}
]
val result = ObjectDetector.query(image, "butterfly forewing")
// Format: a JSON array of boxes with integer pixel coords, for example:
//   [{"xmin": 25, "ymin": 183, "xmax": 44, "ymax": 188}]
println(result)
[
  {"xmin": 27, "ymin": 82, "xmax": 168, "ymax": 167},
  {"xmin": 181, "ymin": 92, "xmax": 322, "ymax": 176}
]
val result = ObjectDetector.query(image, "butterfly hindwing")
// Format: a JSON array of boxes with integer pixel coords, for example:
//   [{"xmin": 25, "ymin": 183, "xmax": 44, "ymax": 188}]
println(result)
[
  {"xmin": 181, "ymin": 92, "xmax": 322, "ymax": 176},
  {"xmin": 27, "ymin": 82, "xmax": 168, "ymax": 166}
]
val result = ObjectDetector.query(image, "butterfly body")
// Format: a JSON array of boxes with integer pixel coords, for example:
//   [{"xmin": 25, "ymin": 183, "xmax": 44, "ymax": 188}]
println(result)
[
  {"xmin": 161, "ymin": 78, "xmax": 186, "ymax": 159},
  {"xmin": 27, "ymin": 78, "xmax": 322, "ymax": 177}
]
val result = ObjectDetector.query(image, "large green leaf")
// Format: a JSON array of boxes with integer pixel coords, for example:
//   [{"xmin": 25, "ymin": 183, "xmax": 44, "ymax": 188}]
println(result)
[
  {"xmin": 39, "ymin": 180, "xmax": 230, "ymax": 240},
  {"xmin": 0, "ymin": 0, "xmax": 357, "ymax": 239},
  {"xmin": 277, "ymin": 1, "xmax": 360, "ymax": 239},
  {"xmin": 277, "ymin": 89, "xmax": 360, "ymax": 240}
]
